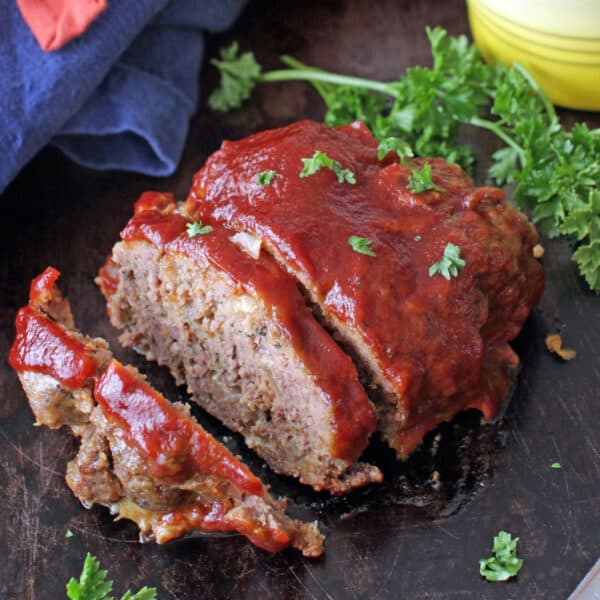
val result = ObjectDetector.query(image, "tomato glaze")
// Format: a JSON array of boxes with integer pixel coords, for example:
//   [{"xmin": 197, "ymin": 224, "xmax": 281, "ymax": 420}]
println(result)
[
  {"xmin": 150, "ymin": 498, "xmax": 292, "ymax": 551},
  {"xmin": 186, "ymin": 120, "xmax": 544, "ymax": 452},
  {"xmin": 97, "ymin": 257, "xmax": 119, "ymax": 298},
  {"xmin": 9, "ymin": 306, "xmax": 97, "ymax": 388},
  {"xmin": 10, "ymin": 267, "xmax": 97, "ymax": 387},
  {"xmin": 95, "ymin": 360, "xmax": 264, "ymax": 496},
  {"xmin": 120, "ymin": 192, "xmax": 376, "ymax": 461},
  {"xmin": 29, "ymin": 266, "xmax": 61, "ymax": 304}
]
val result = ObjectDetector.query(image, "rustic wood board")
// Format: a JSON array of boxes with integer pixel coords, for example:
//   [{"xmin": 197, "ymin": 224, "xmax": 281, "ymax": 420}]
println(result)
[{"xmin": 1, "ymin": 1, "xmax": 599, "ymax": 598}]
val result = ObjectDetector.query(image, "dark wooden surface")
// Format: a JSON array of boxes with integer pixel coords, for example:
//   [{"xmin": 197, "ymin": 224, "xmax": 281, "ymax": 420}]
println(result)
[{"xmin": 1, "ymin": 1, "xmax": 599, "ymax": 598}]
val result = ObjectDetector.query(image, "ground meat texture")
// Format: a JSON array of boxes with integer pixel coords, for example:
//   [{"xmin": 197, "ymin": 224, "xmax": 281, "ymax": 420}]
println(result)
[
  {"xmin": 66, "ymin": 418, "xmax": 123, "ymax": 506},
  {"xmin": 187, "ymin": 120, "xmax": 545, "ymax": 458},
  {"xmin": 17, "ymin": 371, "xmax": 97, "ymax": 430},
  {"xmin": 99, "ymin": 192, "xmax": 381, "ymax": 494},
  {"xmin": 9, "ymin": 268, "xmax": 324, "ymax": 556}
]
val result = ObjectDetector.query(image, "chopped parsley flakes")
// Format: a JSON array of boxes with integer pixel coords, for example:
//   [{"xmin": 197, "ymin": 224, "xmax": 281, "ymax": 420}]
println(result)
[
  {"xmin": 429, "ymin": 243, "xmax": 465, "ymax": 280},
  {"xmin": 551, "ymin": 462, "xmax": 562, "ymax": 469},
  {"xmin": 348, "ymin": 235, "xmax": 376, "ymax": 257},
  {"xmin": 479, "ymin": 531, "xmax": 523, "ymax": 582},
  {"xmin": 186, "ymin": 220, "xmax": 213, "ymax": 238},
  {"xmin": 65, "ymin": 529, "xmax": 74, "ymax": 538},
  {"xmin": 407, "ymin": 163, "xmax": 443, "ymax": 193},
  {"xmin": 257, "ymin": 169, "xmax": 277, "ymax": 186},
  {"xmin": 300, "ymin": 150, "xmax": 356, "ymax": 184},
  {"xmin": 377, "ymin": 137, "xmax": 414, "ymax": 162}
]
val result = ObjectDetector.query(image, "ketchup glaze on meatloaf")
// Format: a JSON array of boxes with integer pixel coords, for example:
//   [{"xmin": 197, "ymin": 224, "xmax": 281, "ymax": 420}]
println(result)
[{"xmin": 187, "ymin": 120, "xmax": 544, "ymax": 458}]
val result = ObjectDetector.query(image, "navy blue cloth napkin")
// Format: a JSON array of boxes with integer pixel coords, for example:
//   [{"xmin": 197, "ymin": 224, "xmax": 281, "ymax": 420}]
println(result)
[{"xmin": 0, "ymin": 0, "xmax": 247, "ymax": 192}]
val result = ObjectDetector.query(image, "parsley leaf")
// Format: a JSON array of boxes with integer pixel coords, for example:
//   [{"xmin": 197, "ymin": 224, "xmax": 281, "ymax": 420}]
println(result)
[
  {"xmin": 348, "ymin": 235, "xmax": 376, "ymax": 257},
  {"xmin": 66, "ymin": 554, "xmax": 112, "ymax": 600},
  {"xmin": 257, "ymin": 170, "xmax": 277, "ymax": 186},
  {"xmin": 479, "ymin": 531, "xmax": 523, "ymax": 582},
  {"xmin": 66, "ymin": 529, "xmax": 74, "ymax": 538},
  {"xmin": 429, "ymin": 243, "xmax": 466, "ymax": 280},
  {"xmin": 377, "ymin": 137, "xmax": 414, "ymax": 161},
  {"xmin": 300, "ymin": 150, "xmax": 333, "ymax": 177},
  {"xmin": 551, "ymin": 462, "xmax": 561, "ymax": 469},
  {"xmin": 66, "ymin": 554, "xmax": 157, "ymax": 600},
  {"xmin": 186, "ymin": 221, "xmax": 213, "ymax": 237},
  {"xmin": 208, "ymin": 42, "xmax": 262, "ymax": 112},
  {"xmin": 121, "ymin": 590, "xmax": 158, "ymax": 600},
  {"xmin": 300, "ymin": 151, "xmax": 356, "ymax": 184},
  {"xmin": 407, "ymin": 163, "xmax": 444, "ymax": 193}
]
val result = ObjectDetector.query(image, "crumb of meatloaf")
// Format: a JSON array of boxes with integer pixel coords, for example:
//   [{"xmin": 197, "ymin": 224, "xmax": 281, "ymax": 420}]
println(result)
[{"xmin": 545, "ymin": 333, "xmax": 576, "ymax": 360}]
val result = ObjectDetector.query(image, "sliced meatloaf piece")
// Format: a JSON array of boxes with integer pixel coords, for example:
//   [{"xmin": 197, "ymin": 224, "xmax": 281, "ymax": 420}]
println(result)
[
  {"xmin": 98, "ymin": 192, "xmax": 380, "ymax": 494},
  {"xmin": 187, "ymin": 120, "xmax": 545, "ymax": 458},
  {"xmin": 9, "ymin": 267, "xmax": 324, "ymax": 556}
]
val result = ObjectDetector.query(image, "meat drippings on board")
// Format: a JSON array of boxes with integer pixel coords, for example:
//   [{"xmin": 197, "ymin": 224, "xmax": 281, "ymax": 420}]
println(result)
[
  {"xmin": 9, "ymin": 268, "xmax": 324, "ymax": 557},
  {"xmin": 186, "ymin": 119, "xmax": 544, "ymax": 457}
]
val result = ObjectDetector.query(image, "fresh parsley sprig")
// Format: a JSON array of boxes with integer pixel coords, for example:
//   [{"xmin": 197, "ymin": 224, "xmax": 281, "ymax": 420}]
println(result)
[
  {"xmin": 300, "ymin": 150, "xmax": 356, "ymax": 184},
  {"xmin": 208, "ymin": 42, "xmax": 262, "ymax": 112},
  {"xmin": 66, "ymin": 553, "xmax": 156, "ymax": 600},
  {"xmin": 479, "ymin": 531, "xmax": 523, "ymax": 582},
  {"xmin": 209, "ymin": 30, "xmax": 600, "ymax": 294},
  {"xmin": 407, "ymin": 163, "xmax": 443, "ymax": 193},
  {"xmin": 208, "ymin": 31, "xmax": 491, "ymax": 169},
  {"xmin": 429, "ymin": 243, "xmax": 466, "ymax": 280}
]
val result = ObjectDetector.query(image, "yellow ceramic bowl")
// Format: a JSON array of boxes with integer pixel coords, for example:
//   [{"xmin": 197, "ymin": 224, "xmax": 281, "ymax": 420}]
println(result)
[{"xmin": 467, "ymin": 0, "xmax": 600, "ymax": 110}]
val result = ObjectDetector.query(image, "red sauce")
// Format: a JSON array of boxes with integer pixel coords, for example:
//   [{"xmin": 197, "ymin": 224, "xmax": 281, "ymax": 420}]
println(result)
[
  {"xmin": 121, "ymin": 193, "xmax": 376, "ymax": 461},
  {"xmin": 29, "ymin": 266, "xmax": 61, "ymax": 305},
  {"xmin": 121, "ymin": 205, "xmax": 189, "ymax": 248},
  {"xmin": 185, "ymin": 120, "xmax": 544, "ymax": 453},
  {"xmin": 222, "ymin": 503, "xmax": 292, "ymax": 553},
  {"xmin": 9, "ymin": 306, "xmax": 97, "ymax": 388},
  {"xmin": 97, "ymin": 257, "xmax": 119, "ymax": 298},
  {"xmin": 154, "ymin": 499, "xmax": 292, "ymax": 551},
  {"xmin": 94, "ymin": 360, "xmax": 264, "ymax": 497},
  {"xmin": 134, "ymin": 191, "xmax": 175, "ymax": 215}
]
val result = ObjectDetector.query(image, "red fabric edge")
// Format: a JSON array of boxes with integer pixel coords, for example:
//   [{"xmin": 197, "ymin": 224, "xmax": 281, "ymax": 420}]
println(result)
[{"xmin": 17, "ymin": 0, "xmax": 108, "ymax": 52}]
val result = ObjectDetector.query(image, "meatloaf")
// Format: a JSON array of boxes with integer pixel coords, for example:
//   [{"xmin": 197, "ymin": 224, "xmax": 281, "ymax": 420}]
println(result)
[
  {"xmin": 100, "ymin": 119, "xmax": 543, "ymax": 484},
  {"xmin": 186, "ymin": 120, "xmax": 545, "ymax": 458},
  {"xmin": 9, "ymin": 267, "xmax": 323, "ymax": 556}
]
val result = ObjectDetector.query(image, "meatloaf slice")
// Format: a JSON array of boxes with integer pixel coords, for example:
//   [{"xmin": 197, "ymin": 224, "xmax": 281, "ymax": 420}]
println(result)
[
  {"xmin": 187, "ymin": 119, "xmax": 545, "ymax": 458},
  {"xmin": 9, "ymin": 267, "xmax": 324, "ymax": 556},
  {"xmin": 97, "ymin": 192, "xmax": 381, "ymax": 494}
]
